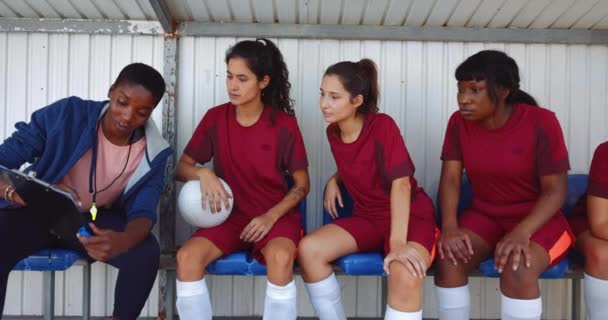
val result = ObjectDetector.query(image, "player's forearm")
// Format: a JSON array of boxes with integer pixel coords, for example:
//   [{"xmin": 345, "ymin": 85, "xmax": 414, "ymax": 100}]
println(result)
[
  {"xmin": 515, "ymin": 180, "xmax": 566, "ymax": 238},
  {"xmin": 265, "ymin": 169, "xmax": 310, "ymax": 222},
  {"xmin": 328, "ymin": 172, "xmax": 341, "ymax": 185},
  {"xmin": 588, "ymin": 195, "xmax": 608, "ymax": 241},
  {"xmin": 176, "ymin": 154, "xmax": 211, "ymax": 182},
  {"xmin": 438, "ymin": 170, "xmax": 461, "ymax": 229},
  {"xmin": 389, "ymin": 177, "xmax": 411, "ymax": 247}
]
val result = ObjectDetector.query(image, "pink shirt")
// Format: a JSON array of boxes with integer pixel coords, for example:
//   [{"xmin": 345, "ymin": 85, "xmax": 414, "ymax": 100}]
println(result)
[{"xmin": 60, "ymin": 128, "xmax": 146, "ymax": 212}]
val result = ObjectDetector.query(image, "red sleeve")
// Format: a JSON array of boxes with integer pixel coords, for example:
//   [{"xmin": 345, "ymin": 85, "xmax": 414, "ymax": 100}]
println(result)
[
  {"xmin": 588, "ymin": 142, "xmax": 608, "ymax": 199},
  {"xmin": 441, "ymin": 112, "xmax": 463, "ymax": 161},
  {"xmin": 278, "ymin": 117, "xmax": 308, "ymax": 173},
  {"xmin": 183, "ymin": 109, "xmax": 216, "ymax": 165},
  {"xmin": 535, "ymin": 112, "xmax": 570, "ymax": 176},
  {"xmin": 379, "ymin": 116, "xmax": 414, "ymax": 182}
]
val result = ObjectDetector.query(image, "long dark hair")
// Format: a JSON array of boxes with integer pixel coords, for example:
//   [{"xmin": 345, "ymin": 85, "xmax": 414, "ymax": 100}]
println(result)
[
  {"xmin": 455, "ymin": 50, "xmax": 537, "ymax": 106},
  {"xmin": 324, "ymin": 58, "xmax": 379, "ymax": 114},
  {"xmin": 225, "ymin": 38, "xmax": 294, "ymax": 123}
]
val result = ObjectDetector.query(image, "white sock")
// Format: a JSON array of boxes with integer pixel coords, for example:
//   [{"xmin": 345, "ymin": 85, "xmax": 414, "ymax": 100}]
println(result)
[
  {"xmin": 384, "ymin": 305, "xmax": 422, "ymax": 320},
  {"xmin": 434, "ymin": 285, "xmax": 470, "ymax": 320},
  {"xmin": 584, "ymin": 273, "xmax": 608, "ymax": 320},
  {"xmin": 263, "ymin": 280, "xmax": 297, "ymax": 320},
  {"xmin": 304, "ymin": 273, "xmax": 346, "ymax": 320},
  {"xmin": 500, "ymin": 294, "xmax": 542, "ymax": 320},
  {"xmin": 176, "ymin": 278, "xmax": 212, "ymax": 320}
]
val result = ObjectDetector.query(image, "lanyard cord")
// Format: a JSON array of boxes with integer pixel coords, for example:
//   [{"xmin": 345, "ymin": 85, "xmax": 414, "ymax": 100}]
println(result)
[{"xmin": 90, "ymin": 122, "xmax": 133, "ymax": 220}]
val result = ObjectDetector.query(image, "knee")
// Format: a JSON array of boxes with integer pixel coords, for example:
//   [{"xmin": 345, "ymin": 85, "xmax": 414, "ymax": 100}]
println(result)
[
  {"xmin": 388, "ymin": 262, "xmax": 423, "ymax": 295},
  {"xmin": 298, "ymin": 236, "xmax": 324, "ymax": 263},
  {"xmin": 500, "ymin": 265, "xmax": 538, "ymax": 295},
  {"xmin": 434, "ymin": 258, "xmax": 466, "ymax": 286},
  {"xmin": 176, "ymin": 245, "xmax": 205, "ymax": 272},
  {"xmin": 265, "ymin": 246, "xmax": 295, "ymax": 271},
  {"xmin": 583, "ymin": 239, "xmax": 608, "ymax": 271}
]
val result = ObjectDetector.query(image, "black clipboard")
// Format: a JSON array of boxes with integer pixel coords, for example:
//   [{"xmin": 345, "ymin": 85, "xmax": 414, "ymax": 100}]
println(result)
[{"xmin": 0, "ymin": 165, "xmax": 84, "ymax": 240}]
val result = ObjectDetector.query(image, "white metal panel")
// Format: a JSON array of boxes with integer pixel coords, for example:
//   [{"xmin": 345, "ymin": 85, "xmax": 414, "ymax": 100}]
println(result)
[
  {"xmin": 298, "ymin": 38, "xmax": 325, "ymax": 232},
  {"xmin": 229, "ymin": 0, "xmax": 254, "ymax": 23},
  {"xmin": 424, "ymin": 41, "xmax": 447, "ymax": 192},
  {"xmin": 63, "ymin": 267, "xmax": 84, "ymax": 315},
  {"xmin": 466, "ymin": 0, "xmax": 506, "ymax": 28},
  {"xmin": 587, "ymin": 46, "xmax": 608, "ymax": 151},
  {"xmin": 594, "ymin": 15, "xmax": 608, "ymax": 29},
  {"xmin": 2, "ymin": 0, "xmax": 39, "ymax": 18},
  {"xmin": 68, "ymin": 0, "xmax": 104, "ymax": 19},
  {"xmin": 0, "ymin": 1, "xmax": 16, "ymax": 17},
  {"xmin": 298, "ymin": 0, "xmax": 319, "ymax": 24},
  {"xmin": 137, "ymin": 0, "xmax": 157, "ymax": 20},
  {"xmin": 206, "ymin": 0, "xmax": 231, "ymax": 22},
  {"xmin": 47, "ymin": 0, "xmax": 83, "ymax": 19},
  {"xmin": 529, "ymin": 0, "xmax": 576, "ymax": 29},
  {"xmin": 487, "ymin": 0, "xmax": 527, "ymax": 28},
  {"xmin": 446, "ymin": 0, "xmax": 482, "ymax": 27},
  {"xmin": 0, "ymin": 32, "xmax": 6, "ymax": 153},
  {"xmin": 5, "ymin": 33, "xmax": 28, "ymax": 136},
  {"xmin": 404, "ymin": 0, "xmax": 435, "ymax": 27},
  {"xmin": 90, "ymin": 0, "xmax": 123, "ymax": 20},
  {"xmin": 319, "ymin": 0, "xmax": 342, "ymax": 25},
  {"xmin": 275, "ymin": 0, "xmax": 296, "ymax": 24},
  {"xmin": 251, "ymin": 0, "xmax": 273, "ymax": 23},
  {"xmin": 157, "ymin": 0, "xmax": 608, "ymax": 31},
  {"xmin": 568, "ymin": 45, "xmax": 591, "ymax": 172},
  {"xmin": 25, "ymin": 0, "xmax": 61, "ymax": 18},
  {"xmin": 551, "ymin": 0, "xmax": 600, "ymax": 29},
  {"xmin": 509, "ymin": 0, "xmax": 553, "ymax": 29},
  {"xmin": 113, "ymin": 0, "xmax": 148, "ymax": 20},
  {"xmin": 382, "ymin": 0, "xmax": 411, "ymax": 26},
  {"xmin": 167, "ymin": 0, "xmax": 193, "ymax": 21},
  {"xmin": 361, "ymin": 0, "xmax": 389, "ymax": 25},
  {"xmin": 341, "ymin": 0, "xmax": 366, "ymax": 25},
  {"xmin": 572, "ymin": 0, "xmax": 608, "ymax": 29},
  {"xmin": 425, "ymin": 0, "xmax": 459, "ymax": 27}
]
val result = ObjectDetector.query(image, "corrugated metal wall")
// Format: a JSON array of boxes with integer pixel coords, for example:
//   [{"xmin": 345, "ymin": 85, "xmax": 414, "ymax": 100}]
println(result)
[
  {"xmin": 0, "ymin": 32, "xmax": 164, "ymax": 317},
  {"xmin": 1, "ymin": 33, "xmax": 607, "ymax": 318}
]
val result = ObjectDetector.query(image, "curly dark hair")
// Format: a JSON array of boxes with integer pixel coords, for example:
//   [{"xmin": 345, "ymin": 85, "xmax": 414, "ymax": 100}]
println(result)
[
  {"xmin": 324, "ymin": 58, "xmax": 379, "ymax": 115},
  {"xmin": 225, "ymin": 38, "xmax": 294, "ymax": 123}
]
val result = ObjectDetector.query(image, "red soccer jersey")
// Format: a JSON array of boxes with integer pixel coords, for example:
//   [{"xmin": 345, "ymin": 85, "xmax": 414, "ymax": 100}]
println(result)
[
  {"xmin": 184, "ymin": 103, "xmax": 308, "ymax": 218},
  {"xmin": 328, "ymin": 113, "xmax": 426, "ymax": 220},
  {"xmin": 587, "ymin": 142, "xmax": 608, "ymax": 199},
  {"xmin": 571, "ymin": 142, "xmax": 608, "ymax": 221},
  {"xmin": 441, "ymin": 103, "xmax": 570, "ymax": 218}
]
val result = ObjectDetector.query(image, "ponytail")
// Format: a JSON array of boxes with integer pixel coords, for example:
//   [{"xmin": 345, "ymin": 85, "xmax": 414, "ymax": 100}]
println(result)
[
  {"xmin": 507, "ymin": 88, "xmax": 537, "ymax": 106},
  {"xmin": 325, "ymin": 58, "xmax": 380, "ymax": 114}
]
